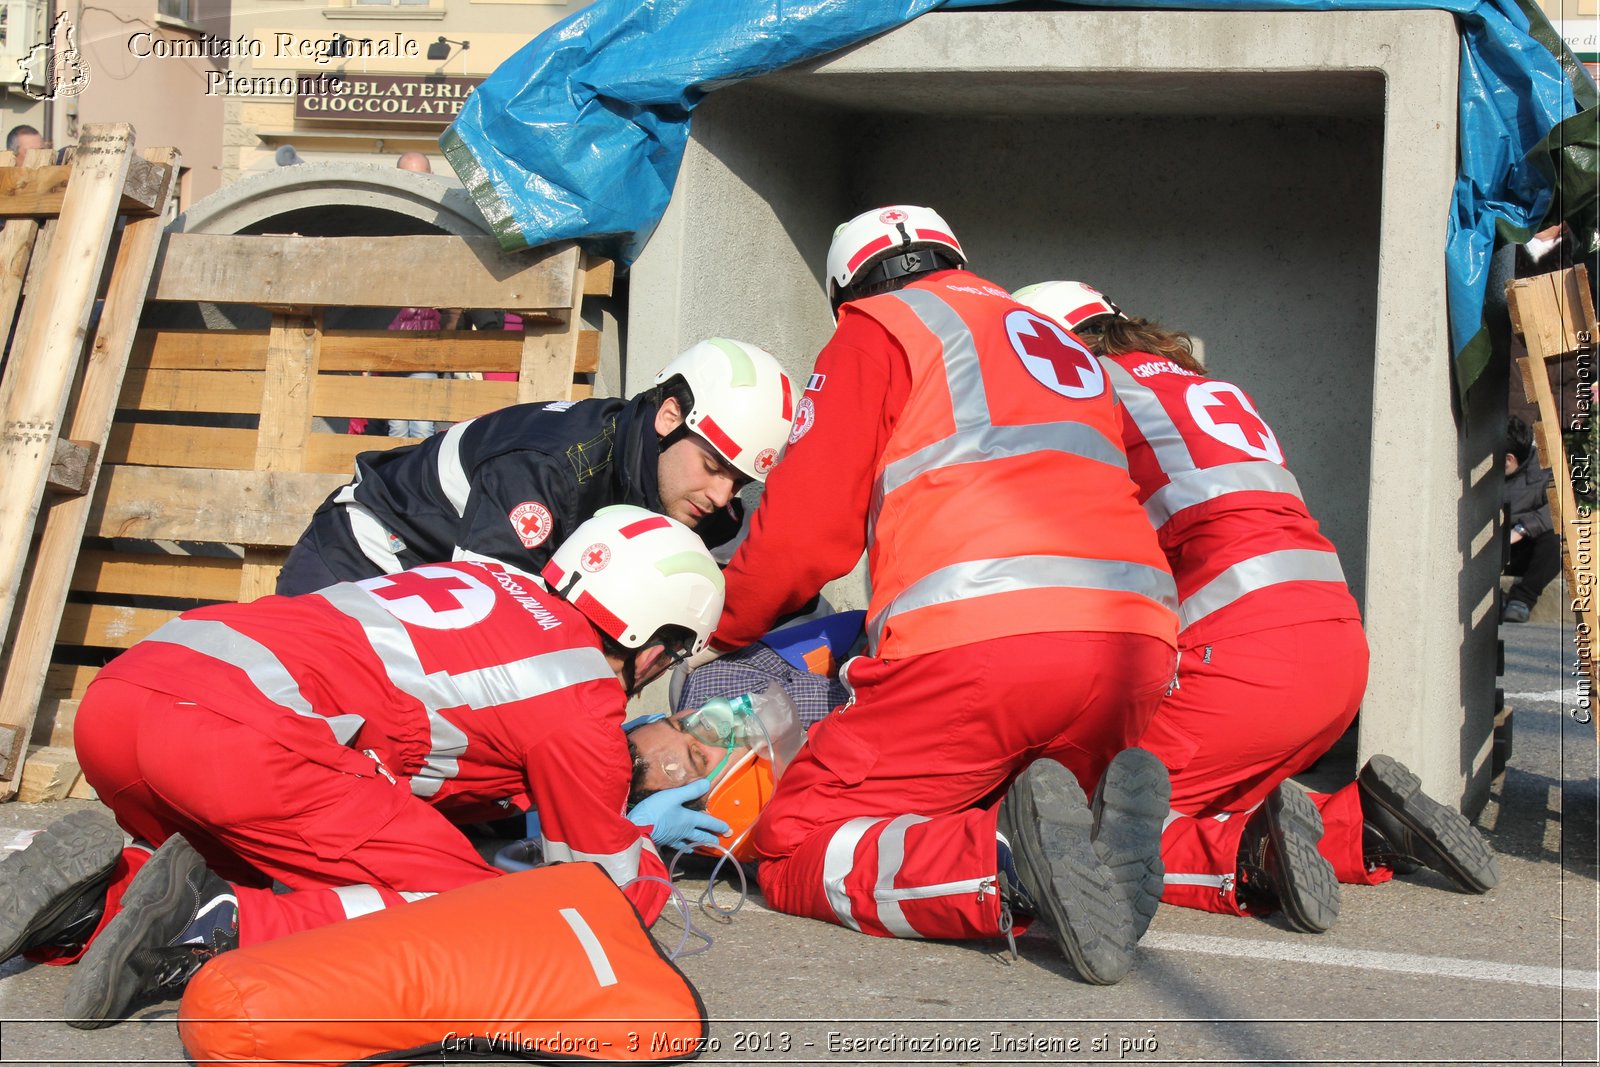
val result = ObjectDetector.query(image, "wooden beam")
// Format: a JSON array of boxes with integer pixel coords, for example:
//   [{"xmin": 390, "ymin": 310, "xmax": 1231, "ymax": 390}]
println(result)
[
  {"xmin": 311, "ymin": 374, "xmax": 518, "ymax": 422},
  {"xmin": 0, "ymin": 157, "xmax": 169, "ymax": 218},
  {"xmin": 56, "ymin": 602, "xmax": 175, "ymax": 648},
  {"xmin": 0, "ymin": 124, "xmax": 136, "ymax": 649},
  {"xmin": 33, "ymin": 697, "xmax": 80, "ymax": 747},
  {"xmin": 0, "ymin": 140, "xmax": 176, "ymax": 793},
  {"xmin": 46, "ymin": 438, "xmax": 98, "ymax": 495},
  {"xmin": 88, "ymin": 465, "xmax": 347, "ymax": 546},
  {"xmin": 71, "ymin": 550, "xmax": 242, "ymax": 601},
  {"xmin": 241, "ymin": 311, "xmax": 321, "ymax": 598},
  {"xmin": 45, "ymin": 664, "xmax": 99, "ymax": 700},
  {"xmin": 105, "ymin": 423, "xmax": 260, "ymax": 470},
  {"xmin": 150, "ymin": 235, "xmax": 584, "ymax": 312},
  {"xmin": 17, "ymin": 745, "xmax": 79, "ymax": 803},
  {"xmin": 255, "ymin": 312, "xmax": 321, "ymax": 472},
  {"xmin": 132, "ymin": 327, "xmax": 600, "ymax": 375},
  {"xmin": 518, "ymin": 260, "xmax": 587, "ymax": 405},
  {"xmin": 0, "ymin": 151, "xmax": 53, "ymax": 371},
  {"xmin": 582, "ymin": 255, "xmax": 614, "ymax": 297}
]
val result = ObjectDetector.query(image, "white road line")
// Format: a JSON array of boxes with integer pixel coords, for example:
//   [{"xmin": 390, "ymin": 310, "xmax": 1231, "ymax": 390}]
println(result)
[
  {"xmin": 1508, "ymin": 689, "xmax": 1584, "ymax": 705},
  {"xmin": 1142, "ymin": 931, "xmax": 1597, "ymax": 990}
]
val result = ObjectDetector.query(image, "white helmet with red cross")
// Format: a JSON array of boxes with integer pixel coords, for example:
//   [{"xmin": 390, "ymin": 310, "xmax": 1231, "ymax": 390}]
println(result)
[
  {"xmin": 654, "ymin": 338, "xmax": 796, "ymax": 484},
  {"xmin": 541, "ymin": 505, "xmax": 725, "ymax": 653},
  {"xmin": 825, "ymin": 205, "xmax": 966, "ymax": 317},
  {"xmin": 1013, "ymin": 280, "xmax": 1127, "ymax": 333}
]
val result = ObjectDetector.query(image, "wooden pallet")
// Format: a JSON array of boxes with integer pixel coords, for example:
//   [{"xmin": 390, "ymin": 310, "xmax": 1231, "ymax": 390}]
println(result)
[
  {"xmin": 1506, "ymin": 265, "xmax": 1598, "ymax": 691},
  {"xmin": 0, "ymin": 126, "xmax": 176, "ymax": 797},
  {"xmin": 0, "ymin": 221, "xmax": 611, "ymax": 798}
]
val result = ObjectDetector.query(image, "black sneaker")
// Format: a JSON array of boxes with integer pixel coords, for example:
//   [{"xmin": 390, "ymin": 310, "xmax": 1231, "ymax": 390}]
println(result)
[
  {"xmin": 64, "ymin": 835, "xmax": 238, "ymax": 1029},
  {"xmin": 1089, "ymin": 748, "xmax": 1170, "ymax": 943},
  {"xmin": 1237, "ymin": 782, "xmax": 1340, "ymax": 933},
  {"xmin": 996, "ymin": 758, "xmax": 1134, "ymax": 985},
  {"xmin": 1358, "ymin": 754, "xmax": 1499, "ymax": 894},
  {"xmin": 0, "ymin": 810, "xmax": 122, "ymax": 961}
]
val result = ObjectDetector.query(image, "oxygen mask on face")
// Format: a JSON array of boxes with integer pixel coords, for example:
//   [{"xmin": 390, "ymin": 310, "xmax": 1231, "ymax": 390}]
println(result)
[{"xmin": 682, "ymin": 683, "xmax": 805, "ymax": 780}]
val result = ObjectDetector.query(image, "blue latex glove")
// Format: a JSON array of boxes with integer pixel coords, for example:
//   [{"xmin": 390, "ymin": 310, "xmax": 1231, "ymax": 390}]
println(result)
[{"xmin": 627, "ymin": 777, "xmax": 730, "ymax": 851}]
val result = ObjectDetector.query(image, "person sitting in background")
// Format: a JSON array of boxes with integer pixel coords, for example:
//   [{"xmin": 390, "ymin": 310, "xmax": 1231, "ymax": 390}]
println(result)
[{"xmin": 1502, "ymin": 415, "xmax": 1559, "ymax": 623}]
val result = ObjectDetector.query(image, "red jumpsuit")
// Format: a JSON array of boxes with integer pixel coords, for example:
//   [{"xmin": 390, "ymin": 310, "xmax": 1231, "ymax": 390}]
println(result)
[
  {"xmin": 1101, "ymin": 351, "xmax": 1378, "ymax": 917},
  {"xmin": 74, "ymin": 561, "xmax": 669, "ymax": 947},
  {"xmin": 715, "ymin": 272, "xmax": 1178, "ymax": 941}
]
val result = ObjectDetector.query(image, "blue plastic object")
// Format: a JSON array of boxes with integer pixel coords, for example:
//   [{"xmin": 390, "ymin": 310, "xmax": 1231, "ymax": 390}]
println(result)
[
  {"xmin": 762, "ymin": 610, "xmax": 866, "ymax": 672},
  {"xmin": 442, "ymin": 0, "xmax": 1589, "ymax": 394}
]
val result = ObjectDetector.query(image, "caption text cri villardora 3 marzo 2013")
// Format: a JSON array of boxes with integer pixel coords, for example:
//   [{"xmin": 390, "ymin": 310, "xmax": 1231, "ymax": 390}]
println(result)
[{"xmin": 436, "ymin": 1027, "xmax": 1165, "ymax": 1060}]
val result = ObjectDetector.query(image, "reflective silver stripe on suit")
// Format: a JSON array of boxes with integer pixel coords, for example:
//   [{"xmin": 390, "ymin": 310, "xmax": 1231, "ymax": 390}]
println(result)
[
  {"xmin": 1142, "ymin": 461, "xmax": 1305, "ymax": 529},
  {"xmin": 867, "ymin": 555, "xmax": 1179, "ymax": 654},
  {"xmin": 332, "ymin": 884, "xmax": 387, "ymax": 919},
  {"xmin": 875, "ymin": 291, "xmax": 1128, "ymax": 501},
  {"xmin": 879, "ymin": 421, "xmax": 1128, "ymax": 498},
  {"xmin": 316, "ymin": 582, "xmax": 614, "ymax": 796},
  {"xmin": 344, "ymin": 504, "xmax": 405, "ymax": 574},
  {"xmin": 435, "ymin": 417, "xmax": 476, "ymax": 518},
  {"xmin": 541, "ymin": 835, "xmax": 657, "ymax": 890},
  {"xmin": 1164, "ymin": 872, "xmax": 1229, "ymax": 888},
  {"xmin": 873, "ymin": 814, "xmax": 930, "ymax": 938},
  {"xmin": 890, "ymin": 288, "xmax": 991, "ymax": 433},
  {"xmin": 142, "ymin": 617, "xmax": 366, "ymax": 745},
  {"xmin": 1102, "ymin": 359, "xmax": 1197, "ymax": 477},
  {"xmin": 822, "ymin": 816, "xmax": 885, "ymax": 932},
  {"xmin": 1178, "ymin": 549, "xmax": 1346, "ymax": 630}
]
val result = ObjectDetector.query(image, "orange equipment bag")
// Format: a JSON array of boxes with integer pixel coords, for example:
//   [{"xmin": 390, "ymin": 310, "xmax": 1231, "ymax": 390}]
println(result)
[{"xmin": 179, "ymin": 862, "xmax": 708, "ymax": 1066}]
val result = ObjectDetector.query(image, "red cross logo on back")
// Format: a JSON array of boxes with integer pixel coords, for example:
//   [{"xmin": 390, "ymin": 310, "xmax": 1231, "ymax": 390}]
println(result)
[
  {"xmin": 1185, "ymin": 381, "xmax": 1283, "ymax": 463},
  {"xmin": 372, "ymin": 572, "xmax": 474, "ymax": 612},
  {"xmin": 1005, "ymin": 309, "xmax": 1105, "ymax": 399},
  {"xmin": 360, "ymin": 566, "xmax": 498, "ymax": 630}
]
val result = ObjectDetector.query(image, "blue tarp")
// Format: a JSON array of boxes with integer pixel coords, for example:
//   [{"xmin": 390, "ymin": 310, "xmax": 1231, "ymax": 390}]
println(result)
[{"xmin": 440, "ymin": 0, "xmax": 1594, "ymax": 394}]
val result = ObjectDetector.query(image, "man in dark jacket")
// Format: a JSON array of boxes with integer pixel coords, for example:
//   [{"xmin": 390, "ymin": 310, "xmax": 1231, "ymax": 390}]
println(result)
[
  {"xmin": 277, "ymin": 339, "xmax": 796, "ymax": 595},
  {"xmin": 1503, "ymin": 416, "xmax": 1561, "ymax": 623}
]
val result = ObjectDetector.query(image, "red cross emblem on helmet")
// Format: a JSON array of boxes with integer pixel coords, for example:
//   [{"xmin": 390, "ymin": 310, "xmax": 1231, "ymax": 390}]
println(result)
[
  {"xmin": 580, "ymin": 543, "xmax": 612, "ymax": 573},
  {"xmin": 1004, "ymin": 309, "xmax": 1105, "ymax": 400},
  {"xmin": 754, "ymin": 448, "xmax": 778, "ymax": 476},
  {"xmin": 508, "ymin": 501, "xmax": 553, "ymax": 548},
  {"xmin": 878, "ymin": 208, "xmax": 908, "ymax": 225}
]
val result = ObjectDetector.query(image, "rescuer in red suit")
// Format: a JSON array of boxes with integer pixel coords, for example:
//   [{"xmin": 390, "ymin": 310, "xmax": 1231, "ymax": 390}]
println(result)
[
  {"xmin": 51, "ymin": 506, "xmax": 723, "ymax": 1027},
  {"xmin": 698, "ymin": 206, "xmax": 1181, "ymax": 985},
  {"xmin": 1016, "ymin": 281, "xmax": 1499, "ymax": 932}
]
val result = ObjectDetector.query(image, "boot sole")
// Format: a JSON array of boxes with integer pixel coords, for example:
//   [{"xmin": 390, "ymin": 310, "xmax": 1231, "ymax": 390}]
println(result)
[
  {"xmin": 0, "ymin": 811, "xmax": 122, "ymax": 962},
  {"xmin": 1091, "ymin": 749, "xmax": 1170, "ymax": 943},
  {"xmin": 1265, "ymin": 784, "xmax": 1341, "ymax": 934},
  {"xmin": 1359, "ymin": 754, "xmax": 1500, "ymax": 893},
  {"xmin": 1002, "ymin": 760, "xmax": 1133, "ymax": 985},
  {"xmin": 64, "ymin": 835, "xmax": 202, "ymax": 1029}
]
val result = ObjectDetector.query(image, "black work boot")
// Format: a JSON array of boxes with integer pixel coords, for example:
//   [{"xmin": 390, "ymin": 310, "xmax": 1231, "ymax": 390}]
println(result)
[
  {"xmin": 1089, "ymin": 748, "xmax": 1170, "ymax": 943},
  {"xmin": 996, "ymin": 758, "xmax": 1134, "ymax": 985},
  {"xmin": 65, "ymin": 834, "xmax": 238, "ymax": 1029},
  {"xmin": 1237, "ymin": 782, "xmax": 1340, "ymax": 933},
  {"xmin": 0, "ymin": 810, "xmax": 122, "ymax": 962},
  {"xmin": 1358, "ymin": 754, "xmax": 1499, "ymax": 894}
]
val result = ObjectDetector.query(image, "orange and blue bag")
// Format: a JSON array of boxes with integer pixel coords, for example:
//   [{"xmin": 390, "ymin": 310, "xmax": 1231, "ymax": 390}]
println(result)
[{"xmin": 179, "ymin": 862, "xmax": 707, "ymax": 1065}]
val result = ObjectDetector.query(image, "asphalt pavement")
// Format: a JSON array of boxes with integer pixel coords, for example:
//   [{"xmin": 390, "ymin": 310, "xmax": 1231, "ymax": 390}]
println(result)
[{"xmin": 0, "ymin": 619, "xmax": 1593, "ymax": 1065}]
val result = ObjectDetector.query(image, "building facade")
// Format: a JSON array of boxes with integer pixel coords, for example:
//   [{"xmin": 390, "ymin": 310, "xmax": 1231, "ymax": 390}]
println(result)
[{"xmin": 3, "ymin": 0, "xmax": 582, "ymax": 202}]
